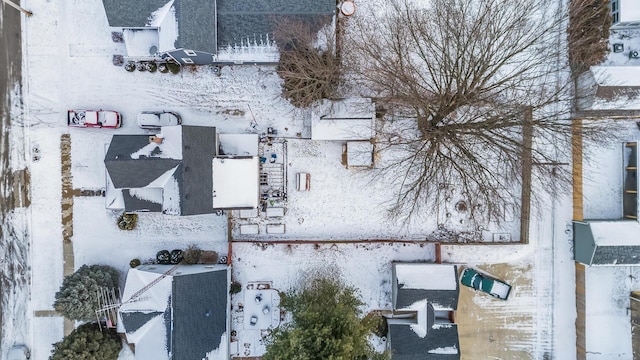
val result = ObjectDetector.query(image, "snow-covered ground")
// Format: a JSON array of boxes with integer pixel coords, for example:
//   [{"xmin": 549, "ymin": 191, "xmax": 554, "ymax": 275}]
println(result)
[{"xmin": 8, "ymin": 0, "xmax": 590, "ymax": 359}]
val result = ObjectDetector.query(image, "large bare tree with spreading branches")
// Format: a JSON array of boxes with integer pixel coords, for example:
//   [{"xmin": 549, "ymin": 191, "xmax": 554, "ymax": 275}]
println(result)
[{"xmin": 347, "ymin": 0, "xmax": 610, "ymax": 224}]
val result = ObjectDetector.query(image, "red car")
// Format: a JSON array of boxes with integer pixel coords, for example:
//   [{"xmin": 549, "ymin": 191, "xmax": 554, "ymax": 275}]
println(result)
[{"xmin": 67, "ymin": 110, "xmax": 121, "ymax": 128}]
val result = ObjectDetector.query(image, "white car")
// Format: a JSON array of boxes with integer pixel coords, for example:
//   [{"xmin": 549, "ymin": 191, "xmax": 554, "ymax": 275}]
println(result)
[{"xmin": 136, "ymin": 111, "xmax": 181, "ymax": 129}]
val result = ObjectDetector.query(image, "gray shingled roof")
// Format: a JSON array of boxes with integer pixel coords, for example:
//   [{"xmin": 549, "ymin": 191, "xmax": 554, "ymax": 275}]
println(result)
[
  {"xmin": 391, "ymin": 264, "xmax": 461, "ymax": 359},
  {"xmin": 395, "ymin": 266, "xmax": 460, "ymax": 310},
  {"xmin": 102, "ymin": 0, "xmax": 334, "ymax": 56},
  {"xmin": 105, "ymin": 135, "xmax": 181, "ymax": 188},
  {"xmin": 122, "ymin": 189, "xmax": 163, "ymax": 212},
  {"xmin": 216, "ymin": 0, "xmax": 334, "ymax": 48},
  {"xmin": 120, "ymin": 311, "xmax": 164, "ymax": 334},
  {"xmin": 592, "ymin": 245, "xmax": 640, "ymax": 265},
  {"xmin": 104, "ymin": 126, "xmax": 218, "ymax": 215},
  {"xmin": 389, "ymin": 321, "xmax": 460, "ymax": 360},
  {"xmin": 102, "ymin": 0, "xmax": 167, "ymax": 27},
  {"xmin": 172, "ymin": 270, "xmax": 228, "ymax": 360},
  {"xmin": 180, "ymin": 126, "xmax": 217, "ymax": 215},
  {"xmin": 174, "ymin": 0, "xmax": 217, "ymax": 54}
]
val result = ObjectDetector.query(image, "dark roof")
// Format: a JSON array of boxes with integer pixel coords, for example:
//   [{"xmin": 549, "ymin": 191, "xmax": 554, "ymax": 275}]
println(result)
[
  {"xmin": 592, "ymin": 245, "xmax": 640, "ymax": 265},
  {"xmin": 105, "ymin": 126, "xmax": 218, "ymax": 216},
  {"xmin": 102, "ymin": 0, "xmax": 167, "ymax": 27},
  {"xmin": 102, "ymin": 0, "xmax": 334, "ymax": 55},
  {"xmin": 389, "ymin": 321, "xmax": 460, "ymax": 360},
  {"xmin": 216, "ymin": 0, "xmax": 335, "ymax": 47},
  {"xmin": 180, "ymin": 126, "xmax": 217, "ymax": 215},
  {"xmin": 105, "ymin": 135, "xmax": 181, "ymax": 188},
  {"xmin": 174, "ymin": 0, "xmax": 217, "ymax": 54},
  {"xmin": 172, "ymin": 269, "xmax": 228, "ymax": 360},
  {"xmin": 395, "ymin": 266, "xmax": 459, "ymax": 310},
  {"xmin": 120, "ymin": 311, "xmax": 164, "ymax": 333},
  {"xmin": 391, "ymin": 264, "xmax": 461, "ymax": 359},
  {"xmin": 122, "ymin": 189, "xmax": 163, "ymax": 212}
]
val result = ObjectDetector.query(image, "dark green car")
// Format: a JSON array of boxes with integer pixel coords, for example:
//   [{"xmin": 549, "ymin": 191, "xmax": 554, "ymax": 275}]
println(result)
[{"xmin": 460, "ymin": 267, "xmax": 511, "ymax": 300}]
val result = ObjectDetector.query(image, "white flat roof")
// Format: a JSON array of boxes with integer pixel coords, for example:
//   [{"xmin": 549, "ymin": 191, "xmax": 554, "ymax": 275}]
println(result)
[
  {"xmin": 395, "ymin": 263, "xmax": 457, "ymax": 291},
  {"xmin": 591, "ymin": 221, "xmax": 640, "ymax": 246},
  {"xmin": 347, "ymin": 141, "xmax": 374, "ymax": 167},
  {"xmin": 212, "ymin": 157, "xmax": 259, "ymax": 209},
  {"xmin": 620, "ymin": 0, "xmax": 640, "ymax": 23}
]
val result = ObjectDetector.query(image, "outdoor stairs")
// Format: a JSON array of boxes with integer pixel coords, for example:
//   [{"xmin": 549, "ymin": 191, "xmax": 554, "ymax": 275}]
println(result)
[{"xmin": 261, "ymin": 163, "xmax": 285, "ymax": 192}]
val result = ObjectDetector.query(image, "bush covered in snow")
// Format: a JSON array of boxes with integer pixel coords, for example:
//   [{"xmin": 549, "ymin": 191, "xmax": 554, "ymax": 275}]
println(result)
[
  {"xmin": 117, "ymin": 213, "xmax": 138, "ymax": 230},
  {"xmin": 53, "ymin": 265, "xmax": 120, "ymax": 321},
  {"xmin": 50, "ymin": 322, "xmax": 122, "ymax": 360}
]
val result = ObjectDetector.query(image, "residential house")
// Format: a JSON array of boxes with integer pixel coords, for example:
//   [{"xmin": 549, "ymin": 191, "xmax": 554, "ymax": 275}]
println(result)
[
  {"xmin": 573, "ymin": 141, "xmax": 639, "ymax": 266},
  {"xmin": 117, "ymin": 264, "xmax": 230, "ymax": 360},
  {"xmin": 104, "ymin": 125, "xmax": 259, "ymax": 215},
  {"xmin": 102, "ymin": 0, "xmax": 336, "ymax": 64},
  {"xmin": 387, "ymin": 263, "xmax": 461, "ymax": 360}
]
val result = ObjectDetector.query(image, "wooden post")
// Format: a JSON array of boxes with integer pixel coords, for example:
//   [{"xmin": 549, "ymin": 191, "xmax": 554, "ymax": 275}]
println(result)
[{"xmin": 2, "ymin": 0, "xmax": 32, "ymax": 17}]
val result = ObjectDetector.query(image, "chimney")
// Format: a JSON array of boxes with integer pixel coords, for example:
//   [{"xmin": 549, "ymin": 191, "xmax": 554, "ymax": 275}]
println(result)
[{"xmin": 149, "ymin": 135, "xmax": 163, "ymax": 144}]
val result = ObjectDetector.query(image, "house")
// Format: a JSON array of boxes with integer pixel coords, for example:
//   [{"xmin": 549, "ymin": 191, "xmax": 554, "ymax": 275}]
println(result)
[
  {"xmin": 611, "ymin": 0, "xmax": 640, "ymax": 29},
  {"xmin": 104, "ymin": 125, "xmax": 259, "ymax": 215},
  {"xmin": 386, "ymin": 263, "xmax": 460, "ymax": 360},
  {"xmin": 117, "ymin": 264, "xmax": 230, "ymax": 360},
  {"xmin": 311, "ymin": 98, "xmax": 376, "ymax": 141},
  {"xmin": 573, "ymin": 141, "xmax": 639, "ymax": 266},
  {"xmin": 102, "ymin": 0, "xmax": 336, "ymax": 65}
]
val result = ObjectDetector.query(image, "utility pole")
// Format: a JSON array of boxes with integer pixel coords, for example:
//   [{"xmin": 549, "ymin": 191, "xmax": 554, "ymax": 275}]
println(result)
[{"xmin": 2, "ymin": 0, "xmax": 32, "ymax": 17}]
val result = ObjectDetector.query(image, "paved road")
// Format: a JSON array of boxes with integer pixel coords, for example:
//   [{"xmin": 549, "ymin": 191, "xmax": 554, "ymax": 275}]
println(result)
[{"xmin": 0, "ymin": 0, "xmax": 30, "ymax": 354}]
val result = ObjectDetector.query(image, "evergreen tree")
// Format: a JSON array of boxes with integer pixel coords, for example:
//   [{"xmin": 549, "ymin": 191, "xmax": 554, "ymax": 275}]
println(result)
[
  {"xmin": 263, "ymin": 275, "xmax": 389, "ymax": 360},
  {"xmin": 50, "ymin": 322, "xmax": 122, "ymax": 360},
  {"xmin": 53, "ymin": 264, "xmax": 120, "ymax": 321}
]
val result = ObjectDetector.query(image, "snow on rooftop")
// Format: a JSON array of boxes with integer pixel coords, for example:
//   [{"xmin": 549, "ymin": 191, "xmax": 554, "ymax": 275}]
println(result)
[
  {"xmin": 219, "ymin": 134, "xmax": 259, "ymax": 156},
  {"xmin": 395, "ymin": 263, "xmax": 457, "ymax": 291},
  {"xmin": 619, "ymin": 0, "xmax": 640, "ymax": 23},
  {"xmin": 212, "ymin": 157, "xmax": 259, "ymax": 209},
  {"xmin": 130, "ymin": 127, "xmax": 182, "ymax": 160},
  {"xmin": 311, "ymin": 98, "xmax": 375, "ymax": 140},
  {"xmin": 346, "ymin": 141, "xmax": 373, "ymax": 167},
  {"xmin": 156, "ymin": 1, "xmax": 178, "ymax": 53},
  {"xmin": 582, "ymin": 120, "xmax": 640, "ymax": 219},
  {"xmin": 124, "ymin": 29, "xmax": 160, "ymax": 57},
  {"xmin": 591, "ymin": 66, "xmax": 640, "ymax": 87},
  {"xmin": 589, "ymin": 221, "xmax": 640, "ymax": 246}
]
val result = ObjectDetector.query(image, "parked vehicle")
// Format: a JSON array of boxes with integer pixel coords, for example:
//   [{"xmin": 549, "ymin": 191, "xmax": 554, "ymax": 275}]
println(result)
[
  {"xmin": 67, "ymin": 110, "xmax": 121, "ymax": 128},
  {"xmin": 460, "ymin": 267, "xmax": 511, "ymax": 300},
  {"xmin": 136, "ymin": 111, "xmax": 181, "ymax": 129}
]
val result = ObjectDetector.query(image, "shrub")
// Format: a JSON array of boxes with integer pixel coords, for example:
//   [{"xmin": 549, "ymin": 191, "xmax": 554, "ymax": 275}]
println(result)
[
  {"xmin": 182, "ymin": 245, "xmax": 202, "ymax": 264},
  {"xmin": 53, "ymin": 265, "xmax": 120, "ymax": 321},
  {"xmin": 170, "ymin": 249, "xmax": 183, "ymax": 264},
  {"xmin": 50, "ymin": 322, "xmax": 122, "ymax": 360},
  {"xmin": 117, "ymin": 213, "xmax": 138, "ymax": 230},
  {"xmin": 156, "ymin": 250, "xmax": 171, "ymax": 264},
  {"xmin": 230, "ymin": 281, "xmax": 242, "ymax": 295},
  {"xmin": 129, "ymin": 258, "xmax": 141, "ymax": 268}
]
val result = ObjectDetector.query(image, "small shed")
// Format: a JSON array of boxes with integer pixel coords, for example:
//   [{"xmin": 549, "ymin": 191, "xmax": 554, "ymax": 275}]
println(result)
[
  {"xmin": 311, "ymin": 98, "xmax": 375, "ymax": 141},
  {"xmin": 346, "ymin": 141, "xmax": 374, "ymax": 168}
]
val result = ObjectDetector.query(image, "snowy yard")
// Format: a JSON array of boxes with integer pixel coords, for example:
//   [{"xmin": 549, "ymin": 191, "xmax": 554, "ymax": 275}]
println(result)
[{"xmin": 10, "ymin": 0, "xmax": 590, "ymax": 359}]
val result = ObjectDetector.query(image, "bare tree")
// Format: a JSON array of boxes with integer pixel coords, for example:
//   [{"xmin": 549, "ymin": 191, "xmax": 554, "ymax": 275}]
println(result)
[
  {"xmin": 274, "ymin": 19, "xmax": 341, "ymax": 108},
  {"xmin": 567, "ymin": 0, "xmax": 612, "ymax": 75},
  {"xmin": 347, "ymin": 0, "xmax": 610, "ymax": 224}
]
